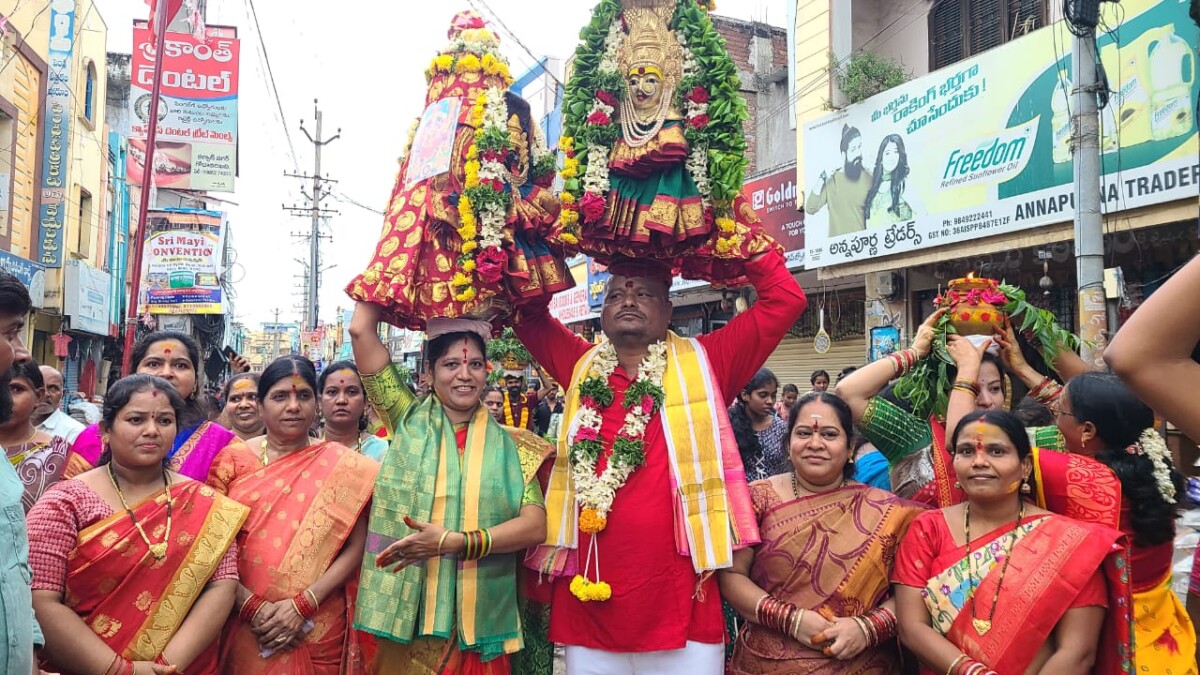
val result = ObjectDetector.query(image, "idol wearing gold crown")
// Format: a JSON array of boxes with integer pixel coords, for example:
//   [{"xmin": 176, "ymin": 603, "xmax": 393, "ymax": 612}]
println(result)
[{"xmin": 554, "ymin": 0, "xmax": 779, "ymax": 286}]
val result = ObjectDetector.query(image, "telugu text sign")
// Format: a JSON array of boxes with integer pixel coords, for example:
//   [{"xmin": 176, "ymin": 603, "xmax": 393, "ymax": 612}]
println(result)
[
  {"xmin": 801, "ymin": 0, "xmax": 1198, "ymax": 269},
  {"xmin": 139, "ymin": 208, "xmax": 227, "ymax": 314},
  {"xmin": 128, "ymin": 27, "xmax": 239, "ymax": 192}
]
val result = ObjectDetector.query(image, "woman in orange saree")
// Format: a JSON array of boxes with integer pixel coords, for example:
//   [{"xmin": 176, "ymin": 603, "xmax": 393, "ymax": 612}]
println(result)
[
  {"xmin": 893, "ymin": 410, "xmax": 1132, "ymax": 675},
  {"xmin": 27, "ymin": 374, "xmax": 247, "ymax": 675},
  {"xmin": 206, "ymin": 355, "xmax": 379, "ymax": 675},
  {"xmin": 720, "ymin": 393, "xmax": 925, "ymax": 674}
]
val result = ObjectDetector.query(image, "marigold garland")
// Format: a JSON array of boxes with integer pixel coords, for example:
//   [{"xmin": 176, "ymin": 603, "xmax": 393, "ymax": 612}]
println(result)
[{"xmin": 453, "ymin": 88, "xmax": 512, "ymax": 302}]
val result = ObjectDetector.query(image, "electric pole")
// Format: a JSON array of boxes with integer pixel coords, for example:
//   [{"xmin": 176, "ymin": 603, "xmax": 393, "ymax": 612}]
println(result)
[
  {"xmin": 1068, "ymin": 0, "xmax": 1106, "ymax": 367},
  {"xmin": 271, "ymin": 307, "xmax": 282, "ymax": 359},
  {"xmin": 284, "ymin": 99, "xmax": 340, "ymax": 331}
]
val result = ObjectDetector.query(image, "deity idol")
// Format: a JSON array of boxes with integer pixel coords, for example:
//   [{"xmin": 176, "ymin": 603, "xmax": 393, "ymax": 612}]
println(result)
[
  {"xmin": 555, "ymin": 0, "xmax": 779, "ymax": 285},
  {"xmin": 346, "ymin": 11, "xmax": 572, "ymax": 330}
]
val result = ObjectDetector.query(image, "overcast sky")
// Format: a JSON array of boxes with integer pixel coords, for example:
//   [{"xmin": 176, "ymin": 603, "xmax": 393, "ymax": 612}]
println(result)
[{"xmin": 93, "ymin": 0, "xmax": 789, "ymax": 329}]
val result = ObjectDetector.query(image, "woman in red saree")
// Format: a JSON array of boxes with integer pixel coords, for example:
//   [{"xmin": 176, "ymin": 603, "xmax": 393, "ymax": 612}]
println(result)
[
  {"xmin": 206, "ymin": 355, "xmax": 379, "ymax": 675},
  {"xmin": 66, "ymin": 331, "xmax": 243, "ymax": 482},
  {"xmin": 27, "ymin": 374, "xmax": 248, "ymax": 675},
  {"xmin": 893, "ymin": 410, "xmax": 1132, "ymax": 675},
  {"xmin": 720, "ymin": 392, "xmax": 925, "ymax": 674}
]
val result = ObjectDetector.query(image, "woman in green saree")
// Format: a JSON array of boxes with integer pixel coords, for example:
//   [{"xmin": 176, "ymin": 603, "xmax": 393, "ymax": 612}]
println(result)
[{"xmin": 349, "ymin": 302, "xmax": 551, "ymax": 674}]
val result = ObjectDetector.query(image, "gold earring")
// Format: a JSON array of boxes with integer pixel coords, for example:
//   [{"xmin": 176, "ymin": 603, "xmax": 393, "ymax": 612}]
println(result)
[
  {"xmin": 1020, "ymin": 479, "xmax": 1032, "ymax": 494},
  {"xmin": 953, "ymin": 481, "xmax": 962, "ymax": 489}
]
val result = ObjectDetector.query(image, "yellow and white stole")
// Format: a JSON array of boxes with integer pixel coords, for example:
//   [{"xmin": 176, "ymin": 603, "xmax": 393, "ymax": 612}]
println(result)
[{"xmin": 539, "ymin": 332, "xmax": 759, "ymax": 574}]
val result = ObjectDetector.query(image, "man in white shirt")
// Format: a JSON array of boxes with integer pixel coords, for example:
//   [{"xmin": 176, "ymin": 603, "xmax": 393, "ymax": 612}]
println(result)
[{"xmin": 32, "ymin": 365, "xmax": 85, "ymax": 443}]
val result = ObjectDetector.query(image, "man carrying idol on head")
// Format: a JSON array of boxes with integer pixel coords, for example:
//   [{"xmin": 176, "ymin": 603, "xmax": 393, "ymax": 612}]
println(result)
[
  {"xmin": 521, "ymin": 1, "xmax": 808, "ymax": 671},
  {"xmin": 345, "ymin": 10, "xmax": 570, "ymax": 673}
]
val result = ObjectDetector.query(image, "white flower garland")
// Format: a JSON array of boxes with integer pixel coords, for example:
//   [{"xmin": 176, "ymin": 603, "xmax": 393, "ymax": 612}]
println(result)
[
  {"xmin": 568, "ymin": 340, "xmax": 668, "ymax": 520},
  {"xmin": 478, "ymin": 88, "xmax": 510, "ymax": 250},
  {"xmin": 1137, "ymin": 428, "xmax": 1178, "ymax": 504},
  {"xmin": 601, "ymin": 22, "xmax": 623, "ymax": 74},
  {"xmin": 583, "ymin": 143, "xmax": 612, "ymax": 194}
]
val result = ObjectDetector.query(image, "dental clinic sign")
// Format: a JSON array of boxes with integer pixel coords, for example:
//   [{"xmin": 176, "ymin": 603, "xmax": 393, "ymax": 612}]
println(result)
[
  {"xmin": 801, "ymin": 0, "xmax": 1199, "ymax": 269},
  {"xmin": 37, "ymin": 0, "xmax": 75, "ymax": 267}
]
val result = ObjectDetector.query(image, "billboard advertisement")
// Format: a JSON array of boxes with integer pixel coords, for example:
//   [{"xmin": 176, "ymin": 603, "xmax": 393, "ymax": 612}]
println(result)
[
  {"xmin": 139, "ymin": 208, "xmax": 227, "ymax": 314},
  {"xmin": 129, "ymin": 26, "xmax": 239, "ymax": 191},
  {"xmin": 743, "ymin": 165, "xmax": 804, "ymax": 268},
  {"xmin": 37, "ymin": 0, "xmax": 75, "ymax": 267},
  {"xmin": 801, "ymin": 0, "xmax": 1198, "ymax": 269}
]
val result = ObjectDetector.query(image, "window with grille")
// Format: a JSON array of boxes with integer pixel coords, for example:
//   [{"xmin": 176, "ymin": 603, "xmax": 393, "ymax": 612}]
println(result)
[{"xmin": 930, "ymin": 0, "xmax": 1046, "ymax": 70}]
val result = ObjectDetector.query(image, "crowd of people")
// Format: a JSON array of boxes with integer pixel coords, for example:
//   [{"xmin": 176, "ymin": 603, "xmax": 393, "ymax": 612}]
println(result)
[{"xmin": 0, "ymin": 244, "xmax": 1196, "ymax": 675}]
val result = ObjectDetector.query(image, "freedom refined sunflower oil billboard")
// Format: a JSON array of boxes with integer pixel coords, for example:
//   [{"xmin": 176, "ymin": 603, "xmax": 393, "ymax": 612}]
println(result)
[{"xmin": 801, "ymin": 0, "xmax": 1198, "ymax": 269}]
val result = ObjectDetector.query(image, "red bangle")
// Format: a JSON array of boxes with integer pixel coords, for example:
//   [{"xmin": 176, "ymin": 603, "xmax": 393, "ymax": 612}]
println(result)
[
  {"xmin": 239, "ymin": 593, "xmax": 267, "ymax": 623},
  {"xmin": 292, "ymin": 591, "xmax": 317, "ymax": 619}
]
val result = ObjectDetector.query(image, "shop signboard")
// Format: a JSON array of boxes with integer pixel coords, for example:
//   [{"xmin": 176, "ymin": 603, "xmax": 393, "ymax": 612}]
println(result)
[
  {"xmin": 743, "ymin": 165, "xmax": 804, "ymax": 268},
  {"xmin": 139, "ymin": 208, "xmax": 227, "ymax": 314},
  {"xmin": 801, "ymin": 0, "xmax": 1198, "ymax": 269},
  {"xmin": 549, "ymin": 285, "xmax": 597, "ymax": 324},
  {"xmin": 64, "ymin": 261, "xmax": 112, "ymax": 336},
  {"xmin": 129, "ymin": 25, "xmax": 239, "ymax": 191},
  {"xmin": 37, "ymin": 0, "xmax": 75, "ymax": 267},
  {"xmin": 0, "ymin": 250, "xmax": 46, "ymax": 307}
]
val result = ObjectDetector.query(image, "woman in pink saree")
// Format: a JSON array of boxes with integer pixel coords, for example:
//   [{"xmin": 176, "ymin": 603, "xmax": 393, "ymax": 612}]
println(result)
[{"xmin": 66, "ymin": 331, "xmax": 242, "ymax": 481}]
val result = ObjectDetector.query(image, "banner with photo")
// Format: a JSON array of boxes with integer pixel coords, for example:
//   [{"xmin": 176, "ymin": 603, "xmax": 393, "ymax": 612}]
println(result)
[
  {"xmin": 139, "ymin": 208, "xmax": 227, "ymax": 314},
  {"xmin": 744, "ymin": 165, "xmax": 804, "ymax": 268},
  {"xmin": 129, "ymin": 25, "xmax": 239, "ymax": 192},
  {"xmin": 802, "ymin": 0, "xmax": 1198, "ymax": 269}
]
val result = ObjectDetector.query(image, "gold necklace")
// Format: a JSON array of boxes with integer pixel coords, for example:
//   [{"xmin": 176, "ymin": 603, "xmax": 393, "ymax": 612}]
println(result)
[
  {"xmin": 964, "ymin": 499, "xmax": 1024, "ymax": 635},
  {"xmin": 107, "ymin": 462, "xmax": 172, "ymax": 561},
  {"xmin": 259, "ymin": 439, "xmax": 271, "ymax": 466}
]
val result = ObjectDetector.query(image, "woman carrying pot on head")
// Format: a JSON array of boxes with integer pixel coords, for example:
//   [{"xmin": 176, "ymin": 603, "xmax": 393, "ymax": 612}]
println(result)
[
  {"xmin": 318, "ymin": 360, "xmax": 389, "ymax": 461},
  {"xmin": 834, "ymin": 306, "xmax": 1121, "ymax": 530},
  {"xmin": 220, "ymin": 372, "xmax": 263, "ymax": 441},
  {"xmin": 2, "ymin": 359, "xmax": 71, "ymax": 511},
  {"xmin": 205, "ymin": 355, "xmax": 380, "ymax": 674},
  {"xmin": 893, "ymin": 409, "xmax": 1130, "ymax": 675},
  {"xmin": 721, "ymin": 392, "xmax": 924, "ymax": 674},
  {"xmin": 66, "ymin": 330, "xmax": 243, "ymax": 481},
  {"xmin": 350, "ymin": 302, "xmax": 554, "ymax": 674},
  {"xmin": 28, "ymin": 374, "xmax": 248, "ymax": 674}
]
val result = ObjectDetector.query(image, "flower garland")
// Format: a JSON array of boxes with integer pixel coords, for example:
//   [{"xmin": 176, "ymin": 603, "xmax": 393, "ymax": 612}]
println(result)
[
  {"xmin": 1130, "ymin": 428, "xmax": 1178, "ymax": 504},
  {"xmin": 557, "ymin": 0, "xmax": 747, "ymax": 255},
  {"xmin": 453, "ymin": 87, "xmax": 511, "ymax": 302},
  {"xmin": 567, "ymin": 340, "xmax": 667, "ymax": 602},
  {"xmin": 503, "ymin": 391, "xmax": 531, "ymax": 429}
]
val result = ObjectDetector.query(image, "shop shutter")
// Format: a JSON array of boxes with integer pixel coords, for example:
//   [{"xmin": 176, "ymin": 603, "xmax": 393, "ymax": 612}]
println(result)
[{"xmin": 762, "ymin": 336, "xmax": 868, "ymax": 394}]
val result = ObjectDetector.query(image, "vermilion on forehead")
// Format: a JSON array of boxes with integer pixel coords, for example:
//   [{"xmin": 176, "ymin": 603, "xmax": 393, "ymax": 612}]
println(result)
[{"xmin": 232, "ymin": 379, "xmax": 256, "ymax": 392}]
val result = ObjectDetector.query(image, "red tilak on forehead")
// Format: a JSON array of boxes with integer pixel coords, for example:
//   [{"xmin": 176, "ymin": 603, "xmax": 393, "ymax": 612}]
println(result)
[
  {"xmin": 975, "ymin": 422, "xmax": 986, "ymax": 451},
  {"xmin": 151, "ymin": 390, "xmax": 159, "ymax": 397},
  {"xmin": 810, "ymin": 414, "xmax": 821, "ymax": 432},
  {"xmin": 163, "ymin": 348, "xmax": 171, "ymax": 355},
  {"xmin": 624, "ymin": 280, "xmax": 635, "ymax": 289}
]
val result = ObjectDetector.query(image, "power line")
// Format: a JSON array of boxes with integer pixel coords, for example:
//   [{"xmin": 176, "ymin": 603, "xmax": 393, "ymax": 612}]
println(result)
[
  {"xmin": 243, "ymin": 0, "xmax": 298, "ymax": 171},
  {"xmin": 333, "ymin": 191, "xmax": 385, "ymax": 217},
  {"xmin": 467, "ymin": 0, "xmax": 565, "ymax": 88}
]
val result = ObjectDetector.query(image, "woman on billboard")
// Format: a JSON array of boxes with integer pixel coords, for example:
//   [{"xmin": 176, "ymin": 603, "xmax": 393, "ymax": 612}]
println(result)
[{"xmin": 864, "ymin": 134, "xmax": 918, "ymax": 228}]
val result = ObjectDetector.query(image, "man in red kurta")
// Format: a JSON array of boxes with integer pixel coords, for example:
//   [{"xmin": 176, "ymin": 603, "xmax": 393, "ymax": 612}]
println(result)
[{"xmin": 516, "ymin": 249, "xmax": 806, "ymax": 670}]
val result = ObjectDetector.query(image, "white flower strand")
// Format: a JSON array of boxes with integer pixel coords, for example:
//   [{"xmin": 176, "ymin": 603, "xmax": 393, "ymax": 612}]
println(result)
[
  {"xmin": 568, "ymin": 341, "xmax": 668, "ymax": 519},
  {"xmin": 1139, "ymin": 428, "xmax": 1178, "ymax": 504}
]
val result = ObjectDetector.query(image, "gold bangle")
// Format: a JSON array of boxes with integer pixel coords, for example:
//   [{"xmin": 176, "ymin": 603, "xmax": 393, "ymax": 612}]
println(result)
[
  {"xmin": 437, "ymin": 529, "xmax": 452, "ymax": 556},
  {"xmin": 290, "ymin": 598, "xmax": 303, "ymax": 618},
  {"xmin": 947, "ymin": 654, "xmax": 969, "ymax": 675}
]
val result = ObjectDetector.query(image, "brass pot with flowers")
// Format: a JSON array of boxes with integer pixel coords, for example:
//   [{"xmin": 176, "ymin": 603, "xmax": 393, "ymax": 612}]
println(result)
[{"xmin": 936, "ymin": 275, "xmax": 1008, "ymax": 337}]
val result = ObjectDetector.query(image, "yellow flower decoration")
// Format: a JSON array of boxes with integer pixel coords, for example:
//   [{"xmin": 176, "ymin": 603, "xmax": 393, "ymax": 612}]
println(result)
[
  {"xmin": 715, "ymin": 237, "xmax": 733, "ymax": 255},
  {"xmin": 454, "ymin": 286, "xmax": 478, "ymax": 302},
  {"xmin": 461, "ymin": 240, "xmax": 479, "ymax": 254},
  {"xmin": 496, "ymin": 62, "xmax": 511, "ymax": 82},
  {"xmin": 570, "ymin": 575, "xmax": 612, "ymax": 602},
  {"xmin": 559, "ymin": 232, "xmax": 580, "ymax": 245},
  {"xmin": 559, "ymin": 136, "xmax": 575, "ymax": 152},
  {"xmin": 715, "ymin": 216, "xmax": 736, "ymax": 234},
  {"xmin": 434, "ymin": 54, "xmax": 454, "ymax": 72},
  {"xmin": 559, "ymin": 209, "xmax": 578, "ymax": 227},
  {"xmin": 456, "ymin": 54, "xmax": 481, "ymax": 73},
  {"xmin": 462, "ymin": 259, "xmax": 477, "ymax": 273},
  {"xmin": 579, "ymin": 507, "xmax": 607, "ymax": 534},
  {"xmin": 481, "ymin": 53, "xmax": 500, "ymax": 75},
  {"xmin": 464, "ymin": 159, "xmax": 481, "ymax": 187},
  {"xmin": 466, "ymin": 144, "xmax": 479, "ymax": 161},
  {"xmin": 560, "ymin": 191, "xmax": 576, "ymax": 205},
  {"xmin": 458, "ymin": 224, "xmax": 477, "ymax": 241},
  {"xmin": 560, "ymin": 157, "xmax": 580, "ymax": 179},
  {"xmin": 452, "ymin": 272, "xmax": 472, "ymax": 287}
]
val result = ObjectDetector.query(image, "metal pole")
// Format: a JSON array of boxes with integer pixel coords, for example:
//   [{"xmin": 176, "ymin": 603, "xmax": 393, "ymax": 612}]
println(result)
[
  {"xmin": 1072, "ymin": 30, "xmax": 1106, "ymax": 367},
  {"xmin": 309, "ymin": 109, "xmax": 322, "ymax": 331},
  {"xmin": 121, "ymin": 0, "xmax": 171, "ymax": 375}
]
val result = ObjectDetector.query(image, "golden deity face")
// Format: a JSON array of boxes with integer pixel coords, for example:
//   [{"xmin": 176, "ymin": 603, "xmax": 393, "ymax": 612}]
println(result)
[{"xmin": 627, "ymin": 67, "xmax": 665, "ymax": 117}]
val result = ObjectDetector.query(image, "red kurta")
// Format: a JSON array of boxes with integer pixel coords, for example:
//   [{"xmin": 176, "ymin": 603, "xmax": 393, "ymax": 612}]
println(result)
[{"xmin": 516, "ymin": 250, "xmax": 806, "ymax": 652}]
